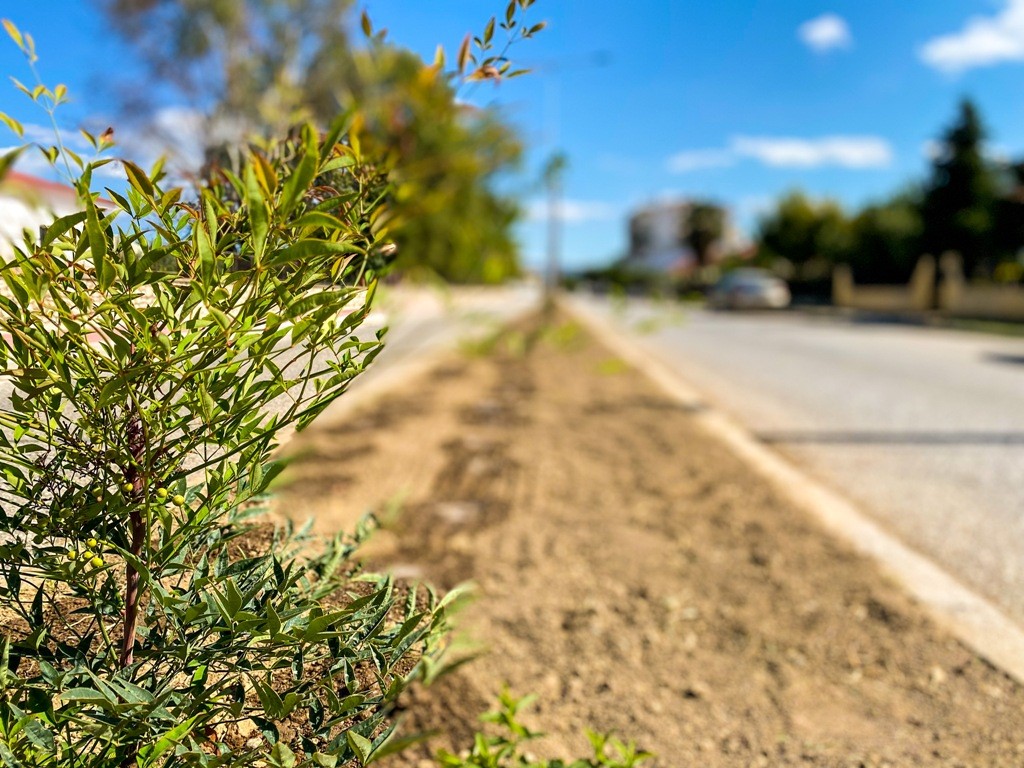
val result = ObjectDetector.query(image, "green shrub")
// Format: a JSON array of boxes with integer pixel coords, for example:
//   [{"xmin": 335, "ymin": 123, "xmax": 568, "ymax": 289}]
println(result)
[
  {"xmin": 437, "ymin": 691, "xmax": 653, "ymax": 768},
  {"xmin": 0, "ymin": 26, "xmax": 454, "ymax": 766}
]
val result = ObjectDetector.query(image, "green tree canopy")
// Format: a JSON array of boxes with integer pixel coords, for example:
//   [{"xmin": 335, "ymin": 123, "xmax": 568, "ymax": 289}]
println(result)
[
  {"xmin": 685, "ymin": 201, "xmax": 725, "ymax": 266},
  {"xmin": 848, "ymin": 191, "xmax": 924, "ymax": 284},
  {"xmin": 101, "ymin": 0, "xmax": 531, "ymax": 283},
  {"xmin": 756, "ymin": 191, "xmax": 851, "ymax": 275},
  {"xmin": 921, "ymin": 99, "xmax": 1000, "ymax": 277}
]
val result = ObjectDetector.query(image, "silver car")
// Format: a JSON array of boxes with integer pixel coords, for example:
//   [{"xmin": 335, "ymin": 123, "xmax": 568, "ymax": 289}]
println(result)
[{"xmin": 708, "ymin": 268, "xmax": 791, "ymax": 310}]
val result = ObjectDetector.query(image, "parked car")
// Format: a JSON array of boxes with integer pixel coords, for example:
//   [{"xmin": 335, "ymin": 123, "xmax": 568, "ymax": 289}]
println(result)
[{"xmin": 707, "ymin": 268, "xmax": 791, "ymax": 310}]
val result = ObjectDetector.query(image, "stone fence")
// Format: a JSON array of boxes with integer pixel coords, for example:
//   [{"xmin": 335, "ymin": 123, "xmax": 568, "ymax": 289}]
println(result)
[
  {"xmin": 937, "ymin": 253, "xmax": 1024, "ymax": 321},
  {"xmin": 833, "ymin": 253, "xmax": 1024, "ymax": 321},
  {"xmin": 832, "ymin": 255, "xmax": 936, "ymax": 313}
]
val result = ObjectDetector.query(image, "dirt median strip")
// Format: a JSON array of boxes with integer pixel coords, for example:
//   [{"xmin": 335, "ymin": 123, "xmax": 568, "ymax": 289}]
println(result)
[
  {"xmin": 275, "ymin": 313, "xmax": 1024, "ymax": 766},
  {"xmin": 563, "ymin": 294, "xmax": 1024, "ymax": 691}
]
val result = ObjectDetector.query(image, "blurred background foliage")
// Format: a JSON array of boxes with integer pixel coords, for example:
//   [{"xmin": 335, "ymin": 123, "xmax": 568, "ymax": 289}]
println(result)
[
  {"xmin": 99, "ymin": 0, "xmax": 524, "ymax": 284},
  {"xmin": 754, "ymin": 99, "xmax": 1024, "ymax": 287}
]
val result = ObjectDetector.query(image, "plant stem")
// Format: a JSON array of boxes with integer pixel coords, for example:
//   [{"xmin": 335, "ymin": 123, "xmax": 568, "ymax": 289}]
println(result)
[
  {"xmin": 119, "ymin": 466, "xmax": 144, "ymax": 768},
  {"xmin": 119, "ymin": 504, "xmax": 143, "ymax": 668}
]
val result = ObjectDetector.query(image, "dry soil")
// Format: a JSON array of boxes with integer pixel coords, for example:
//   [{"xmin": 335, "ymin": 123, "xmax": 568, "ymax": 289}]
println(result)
[{"xmin": 274, "ymin": 316, "xmax": 1024, "ymax": 767}]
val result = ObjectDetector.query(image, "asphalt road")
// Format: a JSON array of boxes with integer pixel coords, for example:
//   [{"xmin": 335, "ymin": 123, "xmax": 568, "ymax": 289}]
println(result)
[{"xmin": 571, "ymin": 294, "xmax": 1024, "ymax": 625}]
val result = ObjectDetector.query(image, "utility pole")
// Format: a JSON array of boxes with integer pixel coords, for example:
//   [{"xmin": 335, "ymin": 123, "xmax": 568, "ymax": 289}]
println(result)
[
  {"xmin": 534, "ymin": 51, "xmax": 610, "ymax": 309},
  {"xmin": 543, "ymin": 152, "xmax": 567, "ymax": 307}
]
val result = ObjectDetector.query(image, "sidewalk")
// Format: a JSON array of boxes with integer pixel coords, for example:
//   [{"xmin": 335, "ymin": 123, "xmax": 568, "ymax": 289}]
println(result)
[{"xmin": 274, "ymin": 311, "xmax": 1024, "ymax": 766}]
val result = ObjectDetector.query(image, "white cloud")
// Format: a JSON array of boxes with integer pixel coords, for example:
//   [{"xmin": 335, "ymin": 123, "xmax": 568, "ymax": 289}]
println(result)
[
  {"xmin": 668, "ymin": 135, "xmax": 893, "ymax": 173},
  {"xmin": 115, "ymin": 105, "xmax": 209, "ymax": 175},
  {"xmin": 920, "ymin": 0, "xmax": 1024, "ymax": 73},
  {"xmin": 2, "ymin": 122, "xmax": 129, "ymax": 180},
  {"xmin": 798, "ymin": 13, "xmax": 852, "ymax": 53},
  {"xmin": 0, "ymin": 123, "xmax": 93, "ymax": 177},
  {"xmin": 526, "ymin": 198, "xmax": 618, "ymax": 224},
  {"xmin": 921, "ymin": 139, "xmax": 947, "ymax": 162},
  {"xmin": 732, "ymin": 135, "xmax": 892, "ymax": 168},
  {"xmin": 0, "ymin": 144, "xmax": 58, "ymax": 176},
  {"xmin": 922, "ymin": 138, "xmax": 1011, "ymax": 164},
  {"xmin": 667, "ymin": 148, "xmax": 736, "ymax": 173}
]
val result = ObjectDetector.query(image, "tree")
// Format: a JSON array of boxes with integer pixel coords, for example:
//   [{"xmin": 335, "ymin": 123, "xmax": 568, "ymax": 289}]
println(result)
[
  {"xmin": 99, "ymin": 0, "xmax": 358, "ymax": 146},
  {"xmin": 848, "ymin": 191, "xmax": 924, "ymax": 284},
  {"xmin": 685, "ymin": 201, "xmax": 725, "ymax": 266},
  {"xmin": 100, "ymin": 0, "xmax": 538, "ymax": 283},
  {"xmin": 351, "ymin": 46, "xmax": 524, "ymax": 284},
  {"xmin": 921, "ymin": 99, "xmax": 1000, "ymax": 278},
  {"xmin": 993, "ymin": 160, "xmax": 1024, "ymax": 272},
  {"xmin": 756, "ymin": 191, "xmax": 851, "ymax": 275}
]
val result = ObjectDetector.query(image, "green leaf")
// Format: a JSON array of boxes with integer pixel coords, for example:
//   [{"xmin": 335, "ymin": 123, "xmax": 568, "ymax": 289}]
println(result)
[
  {"xmin": 137, "ymin": 716, "xmax": 197, "ymax": 767},
  {"xmin": 245, "ymin": 161, "xmax": 269, "ymax": 261},
  {"xmin": 85, "ymin": 198, "xmax": 110, "ymax": 289},
  {"xmin": 252, "ymin": 678, "xmax": 285, "ymax": 719},
  {"xmin": 40, "ymin": 210, "xmax": 87, "ymax": 247},
  {"xmin": 18, "ymin": 714, "xmax": 53, "ymax": 751},
  {"xmin": 347, "ymin": 731, "xmax": 373, "ymax": 764},
  {"xmin": 122, "ymin": 159, "xmax": 156, "ymax": 201},
  {"xmin": 266, "ymin": 239, "xmax": 363, "ymax": 268},
  {"xmin": 195, "ymin": 218, "xmax": 216, "ymax": 283},
  {"xmin": 269, "ymin": 742, "xmax": 297, "ymax": 768},
  {"xmin": 366, "ymin": 728, "xmax": 434, "ymax": 763},
  {"xmin": 291, "ymin": 211, "xmax": 347, "ymax": 232},
  {"xmin": 0, "ymin": 147, "xmax": 23, "ymax": 181},
  {"xmin": 0, "ymin": 112, "xmax": 21, "ymax": 138},
  {"xmin": 279, "ymin": 124, "xmax": 318, "ymax": 217}
]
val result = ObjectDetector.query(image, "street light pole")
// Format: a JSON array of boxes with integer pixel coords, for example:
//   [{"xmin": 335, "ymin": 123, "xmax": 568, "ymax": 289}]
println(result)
[
  {"xmin": 544, "ymin": 152, "xmax": 567, "ymax": 305},
  {"xmin": 532, "ymin": 51, "xmax": 610, "ymax": 307}
]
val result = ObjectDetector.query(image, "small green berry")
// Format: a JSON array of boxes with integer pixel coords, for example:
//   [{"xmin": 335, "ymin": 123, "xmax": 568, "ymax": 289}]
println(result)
[
  {"xmin": 122, "ymin": 482, "xmax": 134, "ymax": 493},
  {"xmin": 172, "ymin": 495, "xmax": 186, "ymax": 506},
  {"xmin": 86, "ymin": 537, "xmax": 97, "ymax": 548},
  {"xmin": 67, "ymin": 550, "xmax": 77, "ymax": 560},
  {"xmin": 90, "ymin": 556, "xmax": 104, "ymax": 568},
  {"xmin": 156, "ymin": 487, "xmax": 168, "ymax": 499}
]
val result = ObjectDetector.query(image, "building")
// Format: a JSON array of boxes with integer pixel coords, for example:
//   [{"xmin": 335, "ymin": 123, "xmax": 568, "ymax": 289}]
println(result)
[
  {"xmin": 0, "ymin": 171, "xmax": 87, "ymax": 255},
  {"xmin": 624, "ymin": 198, "xmax": 744, "ymax": 275},
  {"xmin": 626, "ymin": 200, "xmax": 695, "ymax": 274}
]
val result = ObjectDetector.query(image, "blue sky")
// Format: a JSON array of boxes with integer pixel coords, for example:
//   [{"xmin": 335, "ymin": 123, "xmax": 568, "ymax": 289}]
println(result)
[{"xmin": 4, "ymin": 2, "xmax": 1024, "ymax": 271}]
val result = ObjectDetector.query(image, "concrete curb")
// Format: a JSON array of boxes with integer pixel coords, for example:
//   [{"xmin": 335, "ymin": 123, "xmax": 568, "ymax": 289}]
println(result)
[{"xmin": 562, "ymin": 294, "xmax": 1024, "ymax": 686}]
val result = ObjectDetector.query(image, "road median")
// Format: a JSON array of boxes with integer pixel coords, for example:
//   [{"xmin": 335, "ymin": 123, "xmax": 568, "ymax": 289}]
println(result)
[{"xmin": 275, "ymin": 307, "xmax": 1024, "ymax": 765}]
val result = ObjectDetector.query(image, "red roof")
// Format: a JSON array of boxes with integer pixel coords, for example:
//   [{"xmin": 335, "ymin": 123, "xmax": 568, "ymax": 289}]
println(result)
[{"xmin": 2, "ymin": 170, "xmax": 115, "ymax": 209}]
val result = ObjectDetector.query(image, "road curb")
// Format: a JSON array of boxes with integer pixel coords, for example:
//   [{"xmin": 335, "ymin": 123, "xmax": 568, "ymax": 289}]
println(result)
[{"xmin": 562, "ymin": 293, "xmax": 1024, "ymax": 686}]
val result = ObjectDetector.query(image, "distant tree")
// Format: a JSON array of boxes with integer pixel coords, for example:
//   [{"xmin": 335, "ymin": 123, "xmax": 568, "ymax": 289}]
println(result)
[
  {"xmin": 848, "ymin": 191, "xmax": 924, "ymax": 284},
  {"xmin": 349, "ymin": 45, "xmax": 524, "ymax": 284},
  {"xmin": 921, "ymin": 99, "xmax": 1000, "ymax": 277},
  {"xmin": 685, "ymin": 201, "xmax": 725, "ymax": 266},
  {"xmin": 99, "ymin": 0, "xmax": 357, "ymax": 147},
  {"xmin": 993, "ymin": 160, "xmax": 1024, "ymax": 272},
  {"xmin": 756, "ymin": 191, "xmax": 851, "ymax": 275},
  {"xmin": 100, "ymin": 0, "xmax": 535, "ymax": 283}
]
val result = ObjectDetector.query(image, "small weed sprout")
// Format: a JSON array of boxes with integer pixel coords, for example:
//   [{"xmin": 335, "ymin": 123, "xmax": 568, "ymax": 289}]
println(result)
[{"xmin": 437, "ymin": 690, "xmax": 653, "ymax": 768}]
